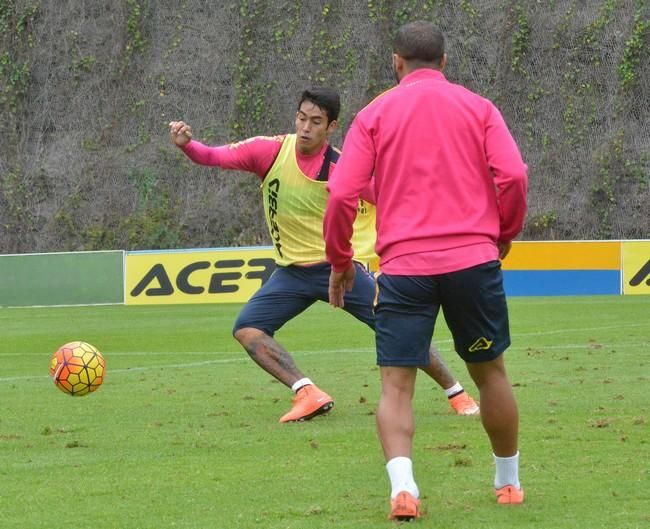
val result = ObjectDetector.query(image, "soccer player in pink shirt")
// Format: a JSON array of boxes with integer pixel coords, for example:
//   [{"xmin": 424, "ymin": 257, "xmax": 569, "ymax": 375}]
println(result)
[
  {"xmin": 324, "ymin": 22, "xmax": 528, "ymax": 520},
  {"xmin": 168, "ymin": 88, "xmax": 479, "ymax": 424}
]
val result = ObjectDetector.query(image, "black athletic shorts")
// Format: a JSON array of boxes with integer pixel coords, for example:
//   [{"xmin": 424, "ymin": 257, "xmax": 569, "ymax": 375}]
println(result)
[
  {"xmin": 233, "ymin": 262, "xmax": 376, "ymax": 336},
  {"xmin": 375, "ymin": 260, "xmax": 510, "ymax": 366}
]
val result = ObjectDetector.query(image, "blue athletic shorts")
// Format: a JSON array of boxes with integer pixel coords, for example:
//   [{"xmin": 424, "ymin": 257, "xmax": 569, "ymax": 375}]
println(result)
[
  {"xmin": 375, "ymin": 260, "xmax": 510, "ymax": 366},
  {"xmin": 233, "ymin": 262, "xmax": 376, "ymax": 336}
]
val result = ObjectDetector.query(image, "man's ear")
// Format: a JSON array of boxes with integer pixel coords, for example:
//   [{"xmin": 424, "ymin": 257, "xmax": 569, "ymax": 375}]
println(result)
[
  {"xmin": 327, "ymin": 119, "xmax": 338, "ymax": 136},
  {"xmin": 393, "ymin": 53, "xmax": 404, "ymax": 73},
  {"xmin": 439, "ymin": 53, "xmax": 447, "ymax": 71}
]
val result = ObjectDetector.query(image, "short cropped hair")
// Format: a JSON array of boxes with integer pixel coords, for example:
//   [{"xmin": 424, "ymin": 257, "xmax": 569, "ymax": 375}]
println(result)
[
  {"xmin": 298, "ymin": 87, "xmax": 341, "ymax": 124},
  {"xmin": 393, "ymin": 20, "xmax": 445, "ymax": 66}
]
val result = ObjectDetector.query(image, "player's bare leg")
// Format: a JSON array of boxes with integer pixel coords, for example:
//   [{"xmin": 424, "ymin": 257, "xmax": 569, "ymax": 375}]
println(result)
[
  {"xmin": 466, "ymin": 355, "xmax": 518, "ymax": 454},
  {"xmin": 419, "ymin": 344, "xmax": 480, "ymax": 415},
  {"xmin": 233, "ymin": 327, "xmax": 333, "ymax": 422},
  {"xmin": 419, "ymin": 345, "xmax": 455, "ymax": 387},
  {"xmin": 377, "ymin": 366, "xmax": 421, "ymax": 521},
  {"xmin": 466, "ymin": 355, "xmax": 523, "ymax": 503},
  {"xmin": 377, "ymin": 366, "xmax": 417, "ymax": 459},
  {"xmin": 234, "ymin": 327, "xmax": 303, "ymax": 386}
]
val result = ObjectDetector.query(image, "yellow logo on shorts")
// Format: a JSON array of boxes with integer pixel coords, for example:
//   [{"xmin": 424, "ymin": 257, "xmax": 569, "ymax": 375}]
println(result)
[{"xmin": 469, "ymin": 337, "xmax": 493, "ymax": 353}]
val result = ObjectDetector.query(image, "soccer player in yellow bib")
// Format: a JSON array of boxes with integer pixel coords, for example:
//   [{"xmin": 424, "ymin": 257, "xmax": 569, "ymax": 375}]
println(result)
[{"xmin": 169, "ymin": 88, "xmax": 479, "ymax": 422}]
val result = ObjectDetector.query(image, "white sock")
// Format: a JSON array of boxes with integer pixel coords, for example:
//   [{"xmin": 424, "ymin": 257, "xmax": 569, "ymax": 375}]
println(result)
[
  {"xmin": 386, "ymin": 456, "xmax": 419, "ymax": 499},
  {"xmin": 494, "ymin": 451, "xmax": 521, "ymax": 489},
  {"xmin": 444, "ymin": 382, "xmax": 463, "ymax": 398},
  {"xmin": 291, "ymin": 378, "xmax": 313, "ymax": 393}
]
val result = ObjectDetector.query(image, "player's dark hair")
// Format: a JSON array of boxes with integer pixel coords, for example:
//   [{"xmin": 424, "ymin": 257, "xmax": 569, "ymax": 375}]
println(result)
[
  {"xmin": 393, "ymin": 20, "xmax": 445, "ymax": 67},
  {"xmin": 298, "ymin": 87, "xmax": 340, "ymax": 124}
]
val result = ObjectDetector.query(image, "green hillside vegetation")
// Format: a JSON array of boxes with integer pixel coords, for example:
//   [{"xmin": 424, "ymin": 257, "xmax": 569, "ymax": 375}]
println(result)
[{"xmin": 1, "ymin": 0, "xmax": 649, "ymax": 253}]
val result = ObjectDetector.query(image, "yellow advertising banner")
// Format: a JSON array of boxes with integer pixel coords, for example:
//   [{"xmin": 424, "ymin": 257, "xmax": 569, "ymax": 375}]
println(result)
[
  {"xmin": 503, "ymin": 241, "xmax": 620, "ymax": 270},
  {"xmin": 125, "ymin": 248, "xmax": 276, "ymax": 305},
  {"xmin": 622, "ymin": 241, "xmax": 650, "ymax": 295}
]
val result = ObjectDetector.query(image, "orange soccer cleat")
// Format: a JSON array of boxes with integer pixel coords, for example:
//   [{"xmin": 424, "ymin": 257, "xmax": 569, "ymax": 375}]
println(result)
[
  {"xmin": 389, "ymin": 491, "xmax": 421, "ymax": 522},
  {"xmin": 495, "ymin": 485, "xmax": 525, "ymax": 505},
  {"xmin": 449, "ymin": 391, "xmax": 480, "ymax": 416},
  {"xmin": 278, "ymin": 385, "xmax": 334, "ymax": 423}
]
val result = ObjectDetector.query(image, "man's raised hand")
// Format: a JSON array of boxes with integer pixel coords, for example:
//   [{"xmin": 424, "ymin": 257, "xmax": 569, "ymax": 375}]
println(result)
[{"xmin": 169, "ymin": 121, "xmax": 193, "ymax": 147}]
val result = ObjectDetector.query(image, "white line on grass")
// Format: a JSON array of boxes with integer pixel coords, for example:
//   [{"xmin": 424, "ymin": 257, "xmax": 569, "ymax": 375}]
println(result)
[
  {"xmin": 0, "ymin": 349, "xmax": 371, "ymax": 383},
  {"xmin": 514, "ymin": 322, "xmax": 648, "ymax": 337},
  {"xmin": 0, "ymin": 347, "xmax": 375, "ymax": 357},
  {"xmin": 1, "ymin": 342, "xmax": 647, "ymax": 384},
  {"xmin": 1, "ymin": 320, "xmax": 647, "ymax": 359}
]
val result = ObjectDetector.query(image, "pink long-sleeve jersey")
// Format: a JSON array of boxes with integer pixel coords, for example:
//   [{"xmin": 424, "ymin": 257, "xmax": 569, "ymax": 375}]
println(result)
[
  {"xmin": 179, "ymin": 135, "xmax": 376, "ymax": 203},
  {"xmin": 181, "ymin": 135, "xmax": 316, "ymax": 179},
  {"xmin": 324, "ymin": 68, "xmax": 528, "ymax": 275}
]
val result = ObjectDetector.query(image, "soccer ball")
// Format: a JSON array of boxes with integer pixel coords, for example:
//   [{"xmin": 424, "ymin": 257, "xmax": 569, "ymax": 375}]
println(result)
[{"xmin": 49, "ymin": 341, "xmax": 106, "ymax": 396}]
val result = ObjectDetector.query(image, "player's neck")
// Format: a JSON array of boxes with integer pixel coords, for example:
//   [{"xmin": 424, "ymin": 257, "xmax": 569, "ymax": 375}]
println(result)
[{"xmin": 296, "ymin": 141, "xmax": 327, "ymax": 158}]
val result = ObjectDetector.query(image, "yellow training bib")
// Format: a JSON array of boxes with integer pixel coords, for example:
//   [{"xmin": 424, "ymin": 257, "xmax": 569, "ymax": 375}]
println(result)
[{"xmin": 262, "ymin": 134, "xmax": 376, "ymax": 266}]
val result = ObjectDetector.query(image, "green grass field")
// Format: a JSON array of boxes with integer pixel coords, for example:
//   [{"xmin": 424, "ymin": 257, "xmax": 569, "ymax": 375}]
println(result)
[{"xmin": 0, "ymin": 296, "xmax": 648, "ymax": 528}]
